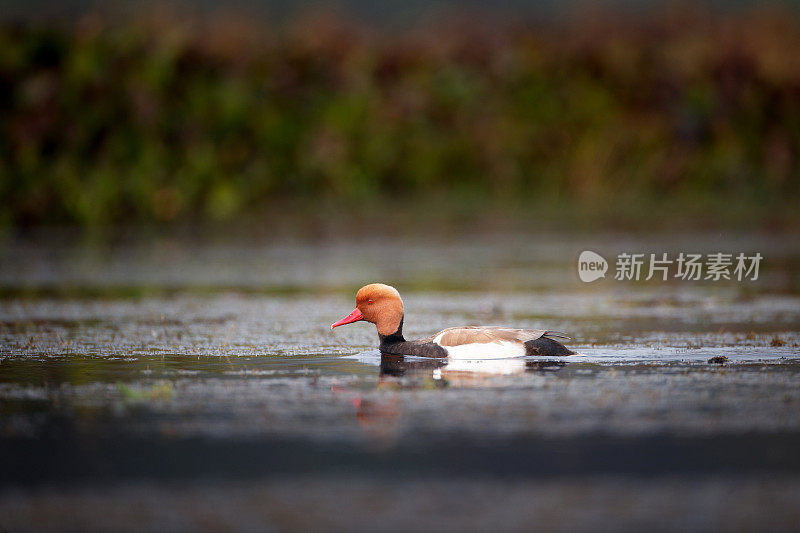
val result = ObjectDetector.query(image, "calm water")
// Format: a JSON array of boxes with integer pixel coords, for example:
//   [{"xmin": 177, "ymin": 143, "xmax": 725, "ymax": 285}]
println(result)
[{"xmin": 1, "ymin": 231, "xmax": 800, "ymax": 531}]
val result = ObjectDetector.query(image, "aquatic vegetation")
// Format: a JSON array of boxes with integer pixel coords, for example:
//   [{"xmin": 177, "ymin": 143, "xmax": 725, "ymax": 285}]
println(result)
[{"xmin": 117, "ymin": 380, "xmax": 175, "ymax": 401}]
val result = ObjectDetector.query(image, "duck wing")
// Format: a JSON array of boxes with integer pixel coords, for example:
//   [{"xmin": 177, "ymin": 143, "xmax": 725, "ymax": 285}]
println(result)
[{"xmin": 432, "ymin": 326, "xmax": 570, "ymax": 347}]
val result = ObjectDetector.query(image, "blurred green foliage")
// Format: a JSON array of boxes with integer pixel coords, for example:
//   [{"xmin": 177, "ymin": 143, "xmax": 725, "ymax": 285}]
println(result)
[{"xmin": 1, "ymin": 9, "xmax": 799, "ymax": 227}]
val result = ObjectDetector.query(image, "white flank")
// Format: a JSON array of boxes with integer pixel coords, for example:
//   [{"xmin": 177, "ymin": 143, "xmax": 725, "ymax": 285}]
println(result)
[{"xmin": 440, "ymin": 340, "xmax": 526, "ymax": 360}]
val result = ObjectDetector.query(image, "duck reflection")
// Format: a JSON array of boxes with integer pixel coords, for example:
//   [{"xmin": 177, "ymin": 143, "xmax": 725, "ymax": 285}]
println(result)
[
  {"xmin": 331, "ymin": 382, "xmax": 403, "ymax": 444},
  {"xmin": 335, "ymin": 353, "xmax": 568, "ymax": 444},
  {"xmin": 379, "ymin": 353, "xmax": 567, "ymax": 385},
  {"xmin": 378, "ymin": 353, "xmax": 446, "ymax": 378}
]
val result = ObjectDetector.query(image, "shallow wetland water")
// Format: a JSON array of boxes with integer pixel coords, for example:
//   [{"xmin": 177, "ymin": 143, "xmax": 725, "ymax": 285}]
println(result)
[{"xmin": 1, "ymin": 231, "xmax": 800, "ymax": 531}]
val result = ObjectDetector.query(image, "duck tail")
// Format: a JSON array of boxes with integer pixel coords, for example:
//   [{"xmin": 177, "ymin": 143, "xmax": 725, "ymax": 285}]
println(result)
[
  {"xmin": 525, "ymin": 336, "xmax": 576, "ymax": 356},
  {"xmin": 543, "ymin": 331, "xmax": 571, "ymax": 341}
]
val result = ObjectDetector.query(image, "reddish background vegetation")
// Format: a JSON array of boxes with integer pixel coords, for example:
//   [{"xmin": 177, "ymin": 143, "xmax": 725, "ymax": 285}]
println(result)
[{"xmin": 2, "ymin": 7, "xmax": 799, "ymax": 229}]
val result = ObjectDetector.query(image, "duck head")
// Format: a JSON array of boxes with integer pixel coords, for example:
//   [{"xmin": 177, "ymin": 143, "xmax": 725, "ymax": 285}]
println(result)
[{"xmin": 331, "ymin": 283, "xmax": 404, "ymax": 336}]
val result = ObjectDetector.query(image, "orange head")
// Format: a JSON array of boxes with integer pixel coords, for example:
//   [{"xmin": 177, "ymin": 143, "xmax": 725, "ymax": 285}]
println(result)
[{"xmin": 331, "ymin": 283, "xmax": 404, "ymax": 336}]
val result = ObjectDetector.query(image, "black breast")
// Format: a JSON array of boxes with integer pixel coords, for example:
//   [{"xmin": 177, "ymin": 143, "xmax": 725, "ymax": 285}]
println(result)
[{"xmin": 379, "ymin": 333, "xmax": 448, "ymax": 358}]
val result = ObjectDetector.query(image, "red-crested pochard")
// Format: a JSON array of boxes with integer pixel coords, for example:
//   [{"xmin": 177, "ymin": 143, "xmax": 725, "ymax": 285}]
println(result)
[{"xmin": 331, "ymin": 283, "xmax": 575, "ymax": 358}]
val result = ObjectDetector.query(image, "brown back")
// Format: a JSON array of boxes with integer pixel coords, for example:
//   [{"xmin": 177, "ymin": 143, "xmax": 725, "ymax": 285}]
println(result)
[{"xmin": 435, "ymin": 327, "xmax": 551, "ymax": 346}]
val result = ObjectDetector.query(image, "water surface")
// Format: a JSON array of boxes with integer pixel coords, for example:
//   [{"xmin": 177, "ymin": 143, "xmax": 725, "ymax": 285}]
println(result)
[{"xmin": 1, "ymin": 231, "xmax": 799, "ymax": 531}]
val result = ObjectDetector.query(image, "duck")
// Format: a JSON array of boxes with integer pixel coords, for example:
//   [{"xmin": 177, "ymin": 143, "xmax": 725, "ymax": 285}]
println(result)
[{"xmin": 331, "ymin": 283, "xmax": 575, "ymax": 358}]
